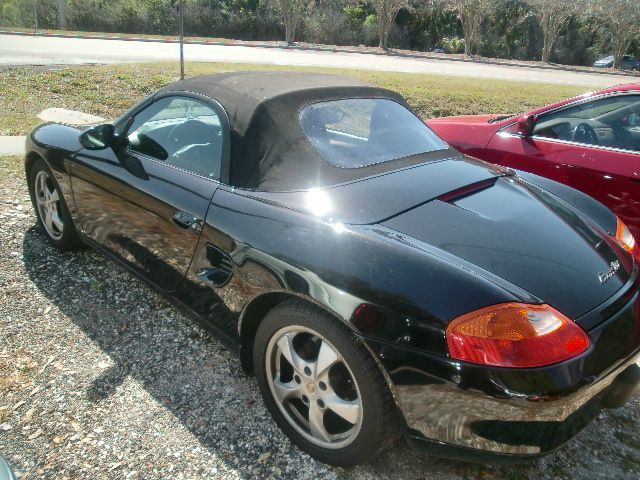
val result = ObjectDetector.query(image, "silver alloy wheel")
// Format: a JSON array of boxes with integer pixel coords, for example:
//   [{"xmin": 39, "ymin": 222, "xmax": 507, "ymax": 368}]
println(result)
[
  {"xmin": 265, "ymin": 326, "xmax": 363, "ymax": 449},
  {"xmin": 34, "ymin": 170, "xmax": 64, "ymax": 240}
]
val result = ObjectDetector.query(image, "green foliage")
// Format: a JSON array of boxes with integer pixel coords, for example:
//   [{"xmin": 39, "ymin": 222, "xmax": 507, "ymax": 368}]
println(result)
[
  {"xmin": 1, "ymin": 0, "xmax": 58, "ymax": 29},
  {"xmin": 362, "ymin": 14, "xmax": 378, "ymax": 46},
  {"xmin": 0, "ymin": 0, "xmax": 638, "ymax": 64},
  {"xmin": 343, "ymin": 4, "xmax": 366, "ymax": 30},
  {"xmin": 441, "ymin": 36, "xmax": 465, "ymax": 53},
  {"xmin": 479, "ymin": 0, "xmax": 536, "ymax": 60},
  {"xmin": 0, "ymin": 62, "xmax": 587, "ymax": 136}
]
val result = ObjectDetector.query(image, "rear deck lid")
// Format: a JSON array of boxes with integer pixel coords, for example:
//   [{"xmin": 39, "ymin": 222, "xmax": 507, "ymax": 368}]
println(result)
[{"xmin": 383, "ymin": 176, "xmax": 631, "ymax": 319}]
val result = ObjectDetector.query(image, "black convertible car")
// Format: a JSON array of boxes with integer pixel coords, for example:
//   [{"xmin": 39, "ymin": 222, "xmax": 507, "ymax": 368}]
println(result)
[{"xmin": 25, "ymin": 72, "xmax": 640, "ymax": 466}]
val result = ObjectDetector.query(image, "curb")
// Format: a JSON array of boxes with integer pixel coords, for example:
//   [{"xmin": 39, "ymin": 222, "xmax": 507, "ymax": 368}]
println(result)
[
  {"xmin": 1, "ymin": 28, "xmax": 638, "ymax": 79},
  {"xmin": 0, "ymin": 136, "xmax": 26, "ymax": 156}
]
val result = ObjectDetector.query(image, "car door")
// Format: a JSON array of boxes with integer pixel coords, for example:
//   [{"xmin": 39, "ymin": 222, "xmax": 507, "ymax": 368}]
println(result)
[
  {"xmin": 621, "ymin": 56, "xmax": 639, "ymax": 71},
  {"xmin": 486, "ymin": 93, "xmax": 640, "ymax": 238},
  {"xmin": 71, "ymin": 94, "xmax": 229, "ymax": 292}
]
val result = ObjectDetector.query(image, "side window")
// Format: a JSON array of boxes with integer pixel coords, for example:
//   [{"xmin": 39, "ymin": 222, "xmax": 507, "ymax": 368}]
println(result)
[
  {"xmin": 533, "ymin": 94, "xmax": 640, "ymax": 153},
  {"xmin": 125, "ymin": 96, "xmax": 224, "ymax": 178}
]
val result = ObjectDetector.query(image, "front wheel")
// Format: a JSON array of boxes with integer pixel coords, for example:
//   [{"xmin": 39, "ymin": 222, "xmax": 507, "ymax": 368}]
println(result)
[
  {"xmin": 28, "ymin": 159, "xmax": 81, "ymax": 250},
  {"xmin": 253, "ymin": 299, "xmax": 399, "ymax": 466}
]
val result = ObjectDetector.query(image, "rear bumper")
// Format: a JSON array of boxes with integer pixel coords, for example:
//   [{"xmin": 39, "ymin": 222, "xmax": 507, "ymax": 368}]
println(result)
[
  {"xmin": 365, "ymin": 288, "xmax": 640, "ymax": 458},
  {"xmin": 404, "ymin": 361, "xmax": 640, "ymax": 461}
]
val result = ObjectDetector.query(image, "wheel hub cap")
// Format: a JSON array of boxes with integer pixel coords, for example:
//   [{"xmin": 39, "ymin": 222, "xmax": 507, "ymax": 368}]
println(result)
[
  {"xmin": 266, "ymin": 326, "xmax": 363, "ymax": 449},
  {"xmin": 34, "ymin": 170, "xmax": 63, "ymax": 240},
  {"xmin": 305, "ymin": 382, "xmax": 317, "ymax": 397}
]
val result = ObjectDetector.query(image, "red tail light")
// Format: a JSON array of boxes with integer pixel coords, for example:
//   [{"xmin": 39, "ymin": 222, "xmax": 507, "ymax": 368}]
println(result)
[
  {"xmin": 446, "ymin": 303, "xmax": 589, "ymax": 368},
  {"xmin": 614, "ymin": 217, "xmax": 637, "ymax": 255}
]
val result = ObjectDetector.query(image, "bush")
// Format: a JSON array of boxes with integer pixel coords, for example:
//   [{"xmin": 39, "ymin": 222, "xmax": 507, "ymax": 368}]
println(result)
[
  {"xmin": 1, "ymin": 0, "xmax": 58, "ymax": 29},
  {"xmin": 441, "ymin": 36, "xmax": 464, "ymax": 54},
  {"xmin": 303, "ymin": 6, "xmax": 360, "ymax": 45},
  {"xmin": 362, "ymin": 14, "xmax": 378, "ymax": 46},
  {"xmin": 343, "ymin": 4, "xmax": 366, "ymax": 31}
]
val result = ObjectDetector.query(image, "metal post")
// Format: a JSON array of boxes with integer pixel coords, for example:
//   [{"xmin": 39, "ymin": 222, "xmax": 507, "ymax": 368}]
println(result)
[
  {"xmin": 33, "ymin": 0, "xmax": 38, "ymax": 29},
  {"xmin": 179, "ymin": 0, "xmax": 185, "ymax": 80}
]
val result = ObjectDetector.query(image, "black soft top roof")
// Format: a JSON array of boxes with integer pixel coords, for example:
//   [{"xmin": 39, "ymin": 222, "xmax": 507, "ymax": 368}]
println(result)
[{"xmin": 161, "ymin": 72, "xmax": 421, "ymax": 191}]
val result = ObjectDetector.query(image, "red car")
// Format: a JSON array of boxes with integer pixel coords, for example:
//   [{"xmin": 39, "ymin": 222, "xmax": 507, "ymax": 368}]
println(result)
[{"xmin": 427, "ymin": 83, "xmax": 640, "ymax": 241}]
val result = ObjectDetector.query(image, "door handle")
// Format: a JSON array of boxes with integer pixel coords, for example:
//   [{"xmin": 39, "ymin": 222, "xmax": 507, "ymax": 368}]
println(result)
[{"xmin": 172, "ymin": 211, "xmax": 202, "ymax": 231}]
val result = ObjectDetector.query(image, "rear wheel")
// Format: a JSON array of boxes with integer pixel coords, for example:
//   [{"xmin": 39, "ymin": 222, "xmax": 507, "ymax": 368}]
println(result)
[
  {"xmin": 28, "ymin": 159, "xmax": 81, "ymax": 250},
  {"xmin": 253, "ymin": 299, "xmax": 399, "ymax": 466}
]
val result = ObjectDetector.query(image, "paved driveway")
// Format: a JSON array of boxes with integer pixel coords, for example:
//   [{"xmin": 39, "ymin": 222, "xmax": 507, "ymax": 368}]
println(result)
[
  {"xmin": 0, "ymin": 158, "xmax": 639, "ymax": 479},
  {"xmin": 1, "ymin": 34, "xmax": 637, "ymax": 88}
]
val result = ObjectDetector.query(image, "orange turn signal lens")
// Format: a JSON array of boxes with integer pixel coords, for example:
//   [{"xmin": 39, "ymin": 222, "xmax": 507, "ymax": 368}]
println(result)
[
  {"xmin": 446, "ymin": 303, "xmax": 589, "ymax": 368},
  {"xmin": 615, "ymin": 217, "xmax": 636, "ymax": 254}
]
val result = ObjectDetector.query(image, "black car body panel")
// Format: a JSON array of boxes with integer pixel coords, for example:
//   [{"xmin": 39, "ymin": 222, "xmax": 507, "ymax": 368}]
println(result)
[
  {"xmin": 240, "ymin": 155, "xmax": 504, "ymax": 224},
  {"xmin": 28, "ymin": 122, "xmax": 85, "ymax": 220},
  {"xmin": 383, "ymin": 175, "xmax": 630, "ymax": 319},
  {"xmin": 24, "ymin": 72, "xmax": 640, "ymax": 460},
  {"xmin": 71, "ymin": 146, "xmax": 218, "ymax": 293},
  {"xmin": 372, "ymin": 279, "xmax": 640, "ymax": 455}
]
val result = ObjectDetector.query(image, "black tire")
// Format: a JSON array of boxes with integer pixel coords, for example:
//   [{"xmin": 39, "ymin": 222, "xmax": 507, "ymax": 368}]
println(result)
[
  {"xmin": 253, "ymin": 299, "xmax": 399, "ymax": 467},
  {"xmin": 28, "ymin": 158, "xmax": 82, "ymax": 251}
]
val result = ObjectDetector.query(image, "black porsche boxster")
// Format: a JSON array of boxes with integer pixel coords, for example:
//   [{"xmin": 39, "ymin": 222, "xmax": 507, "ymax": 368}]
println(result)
[{"xmin": 25, "ymin": 72, "xmax": 640, "ymax": 466}]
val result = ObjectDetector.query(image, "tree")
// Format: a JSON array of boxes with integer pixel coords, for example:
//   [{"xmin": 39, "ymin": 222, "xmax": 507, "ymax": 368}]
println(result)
[
  {"xmin": 371, "ymin": 0, "xmax": 412, "ymax": 49},
  {"xmin": 590, "ymin": 0, "xmax": 640, "ymax": 69},
  {"xmin": 275, "ymin": 0, "xmax": 311, "ymax": 44},
  {"xmin": 435, "ymin": 0, "xmax": 500, "ymax": 55},
  {"xmin": 528, "ymin": 0, "xmax": 582, "ymax": 63},
  {"xmin": 57, "ymin": 0, "xmax": 66, "ymax": 30}
]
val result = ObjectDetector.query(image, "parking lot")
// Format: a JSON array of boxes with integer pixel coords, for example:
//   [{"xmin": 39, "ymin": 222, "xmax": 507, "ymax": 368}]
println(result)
[{"xmin": 0, "ymin": 156, "xmax": 639, "ymax": 479}]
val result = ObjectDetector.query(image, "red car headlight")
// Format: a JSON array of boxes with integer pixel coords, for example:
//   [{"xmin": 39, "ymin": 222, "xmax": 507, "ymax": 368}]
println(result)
[
  {"xmin": 614, "ymin": 217, "xmax": 636, "ymax": 254},
  {"xmin": 446, "ymin": 303, "xmax": 589, "ymax": 368}
]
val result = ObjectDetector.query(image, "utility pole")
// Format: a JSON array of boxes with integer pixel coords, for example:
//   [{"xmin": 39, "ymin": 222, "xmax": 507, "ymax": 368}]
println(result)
[
  {"xmin": 179, "ymin": 0, "xmax": 185, "ymax": 80},
  {"xmin": 57, "ymin": 0, "xmax": 67, "ymax": 30},
  {"xmin": 33, "ymin": 0, "xmax": 38, "ymax": 29}
]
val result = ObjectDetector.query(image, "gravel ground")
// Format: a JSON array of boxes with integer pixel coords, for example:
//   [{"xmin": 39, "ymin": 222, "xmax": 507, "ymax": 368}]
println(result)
[{"xmin": 0, "ymin": 156, "xmax": 639, "ymax": 479}]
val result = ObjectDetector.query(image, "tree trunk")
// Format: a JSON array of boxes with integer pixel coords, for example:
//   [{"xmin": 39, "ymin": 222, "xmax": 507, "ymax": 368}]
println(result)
[
  {"xmin": 540, "ymin": 15, "xmax": 552, "ymax": 63},
  {"xmin": 284, "ymin": 14, "xmax": 297, "ymax": 45},
  {"xmin": 461, "ymin": 16, "xmax": 473, "ymax": 55},
  {"xmin": 612, "ymin": 37, "xmax": 629, "ymax": 70},
  {"xmin": 541, "ymin": 31, "xmax": 554, "ymax": 63},
  {"xmin": 57, "ymin": 0, "xmax": 67, "ymax": 30},
  {"xmin": 378, "ymin": 18, "xmax": 388, "ymax": 49},
  {"xmin": 285, "ymin": 27, "xmax": 295, "ymax": 45}
]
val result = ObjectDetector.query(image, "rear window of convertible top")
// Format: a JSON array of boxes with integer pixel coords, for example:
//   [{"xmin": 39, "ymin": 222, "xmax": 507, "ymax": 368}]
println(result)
[{"xmin": 298, "ymin": 98, "xmax": 448, "ymax": 169}]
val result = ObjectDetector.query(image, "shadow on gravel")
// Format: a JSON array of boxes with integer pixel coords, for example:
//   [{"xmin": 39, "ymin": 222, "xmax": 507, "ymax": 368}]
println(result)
[
  {"xmin": 21, "ymin": 225, "xmax": 640, "ymax": 479},
  {"xmin": 21, "ymin": 224, "xmax": 485, "ymax": 478}
]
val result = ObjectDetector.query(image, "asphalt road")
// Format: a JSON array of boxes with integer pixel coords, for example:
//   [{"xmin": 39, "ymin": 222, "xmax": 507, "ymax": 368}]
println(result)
[
  {"xmin": 1, "ymin": 159, "xmax": 639, "ymax": 479},
  {"xmin": 1, "ymin": 34, "xmax": 638, "ymax": 88}
]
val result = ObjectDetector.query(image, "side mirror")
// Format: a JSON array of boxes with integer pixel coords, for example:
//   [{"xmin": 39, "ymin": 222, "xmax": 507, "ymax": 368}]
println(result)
[
  {"xmin": 79, "ymin": 124, "xmax": 115, "ymax": 150},
  {"xmin": 515, "ymin": 115, "xmax": 535, "ymax": 137}
]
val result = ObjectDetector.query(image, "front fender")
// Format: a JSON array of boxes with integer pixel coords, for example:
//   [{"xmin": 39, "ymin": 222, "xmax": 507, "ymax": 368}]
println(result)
[{"xmin": 26, "ymin": 123, "xmax": 85, "ymax": 223}]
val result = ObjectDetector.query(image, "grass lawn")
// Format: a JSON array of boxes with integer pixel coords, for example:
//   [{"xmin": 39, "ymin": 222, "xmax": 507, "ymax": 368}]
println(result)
[
  {"xmin": 0, "ymin": 27, "xmax": 231, "ymax": 44},
  {"xmin": 0, "ymin": 62, "xmax": 590, "ymax": 136},
  {"xmin": 0, "ymin": 156, "xmax": 23, "ymax": 177}
]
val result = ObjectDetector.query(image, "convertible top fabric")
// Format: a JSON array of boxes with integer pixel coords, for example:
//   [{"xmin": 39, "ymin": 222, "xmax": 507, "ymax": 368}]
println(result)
[{"xmin": 161, "ymin": 71, "xmax": 435, "ymax": 191}]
